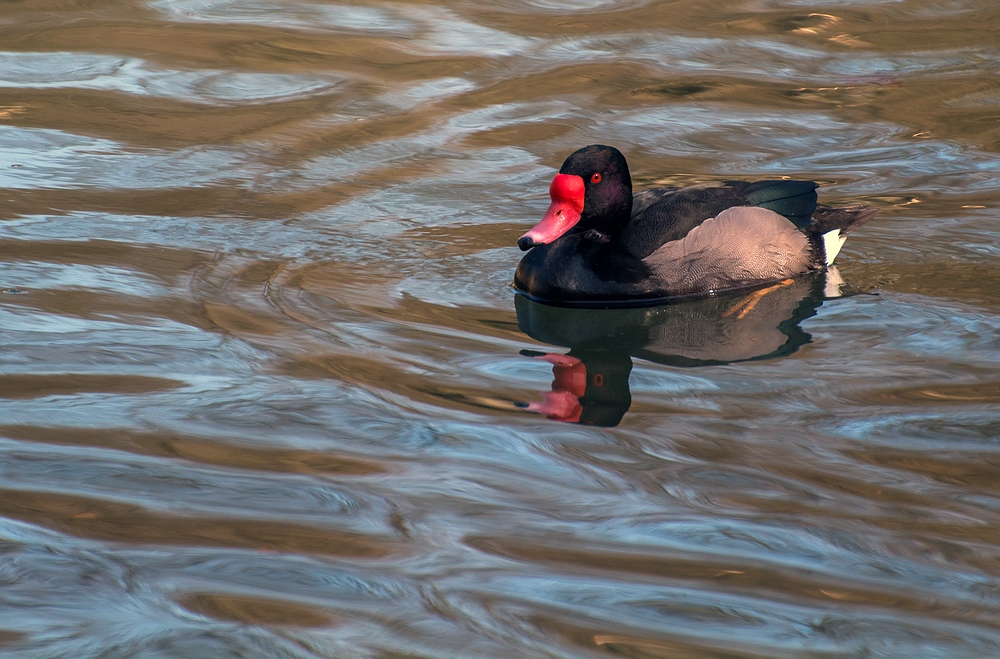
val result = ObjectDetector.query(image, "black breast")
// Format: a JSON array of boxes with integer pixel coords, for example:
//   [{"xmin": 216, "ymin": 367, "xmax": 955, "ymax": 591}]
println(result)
[{"xmin": 514, "ymin": 234, "xmax": 651, "ymax": 303}]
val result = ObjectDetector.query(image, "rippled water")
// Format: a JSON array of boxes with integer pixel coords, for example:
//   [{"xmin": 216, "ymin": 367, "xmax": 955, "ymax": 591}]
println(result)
[{"xmin": 2, "ymin": 0, "xmax": 1000, "ymax": 656}]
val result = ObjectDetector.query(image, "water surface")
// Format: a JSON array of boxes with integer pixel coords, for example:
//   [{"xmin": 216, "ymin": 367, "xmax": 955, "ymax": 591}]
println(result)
[{"xmin": 2, "ymin": 0, "xmax": 1000, "ymax": 656}]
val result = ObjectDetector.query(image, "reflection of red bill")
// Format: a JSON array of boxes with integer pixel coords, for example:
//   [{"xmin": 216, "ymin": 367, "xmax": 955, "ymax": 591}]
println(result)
[
  {"xmin": 525, "ymin": 353, "xmax": 586, "ymax": 422},
  {"xmin": 518, "ymin": 173, "xmax": 586, "ymax": 250}
]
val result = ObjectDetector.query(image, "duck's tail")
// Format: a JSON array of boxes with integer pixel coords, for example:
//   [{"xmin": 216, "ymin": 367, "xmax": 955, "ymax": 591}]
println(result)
[{"xmin": 808, "ymin": 204, "xmax": 878, "ymax": 266}]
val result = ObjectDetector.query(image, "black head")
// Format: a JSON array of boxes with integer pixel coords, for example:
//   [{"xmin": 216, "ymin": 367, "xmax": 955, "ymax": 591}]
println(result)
[
  {"xmin": 558, "ymin": 145, "xmax": 633, "ymax": 236},
  {"xmin": 517, "ymin": 144, "xmax": 634, "ymax": 250}
]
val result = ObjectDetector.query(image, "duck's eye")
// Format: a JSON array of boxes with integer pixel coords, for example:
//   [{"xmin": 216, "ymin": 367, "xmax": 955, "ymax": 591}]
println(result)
[{"xmin": 591, "ymin": 173, "xmax": 602, "ymax": 183}]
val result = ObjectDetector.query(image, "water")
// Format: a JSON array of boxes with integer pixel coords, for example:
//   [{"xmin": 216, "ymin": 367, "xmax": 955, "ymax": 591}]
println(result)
[{"xmin": 2, "ymin": 0, "xmax": 1000, "ymax": 656}]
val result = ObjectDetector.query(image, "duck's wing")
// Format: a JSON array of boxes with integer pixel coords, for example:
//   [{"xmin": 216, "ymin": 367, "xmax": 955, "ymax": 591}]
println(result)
[
  {"xmin": 642, "ymin": 207, "xmax": 813, "ymax": 298},
  {"xmin": 623, "ymin": 180, "xmax": 818, "ymax": 259}
]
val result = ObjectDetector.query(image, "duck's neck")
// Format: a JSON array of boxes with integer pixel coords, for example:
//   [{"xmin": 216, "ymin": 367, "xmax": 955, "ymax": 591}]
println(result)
[{"xmin": 579, "ymin": 197, "xmax": 632, "ymax": 244}]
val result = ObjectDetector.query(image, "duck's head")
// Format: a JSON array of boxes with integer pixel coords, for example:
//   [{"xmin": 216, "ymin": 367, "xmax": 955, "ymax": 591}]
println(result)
[{"xmin": 518, "ymin": 145, "xmax": 633, "ymax": 251}]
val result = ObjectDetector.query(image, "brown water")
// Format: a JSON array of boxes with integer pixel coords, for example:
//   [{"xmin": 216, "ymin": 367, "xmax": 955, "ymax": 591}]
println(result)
[{"xmin": 2, "ymin": 0, "xmax": 1000, "ymax": 656}]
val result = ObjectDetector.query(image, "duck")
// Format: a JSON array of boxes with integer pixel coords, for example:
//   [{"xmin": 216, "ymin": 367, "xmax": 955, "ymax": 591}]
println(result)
[{"xmin": 514, "ymin": 145, "xmax": 876, "ymax": 307}]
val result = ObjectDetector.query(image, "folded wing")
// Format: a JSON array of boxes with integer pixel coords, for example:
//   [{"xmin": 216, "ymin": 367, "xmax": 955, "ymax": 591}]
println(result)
[{"xmin": 643, "ymin": 207, "xmax": 812, "ymax": 297}]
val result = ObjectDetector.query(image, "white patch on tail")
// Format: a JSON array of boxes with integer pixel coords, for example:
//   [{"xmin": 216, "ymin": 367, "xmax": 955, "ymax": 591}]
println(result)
[{"xmin": 822, "ymin": 229, "xmax": 848, "ymax": 265}]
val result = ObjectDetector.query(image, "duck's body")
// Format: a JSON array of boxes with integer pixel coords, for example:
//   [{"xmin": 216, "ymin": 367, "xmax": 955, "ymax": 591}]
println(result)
[{"xmin": 514, "ymin": 145, "xmax": 876, "ymax": 307}]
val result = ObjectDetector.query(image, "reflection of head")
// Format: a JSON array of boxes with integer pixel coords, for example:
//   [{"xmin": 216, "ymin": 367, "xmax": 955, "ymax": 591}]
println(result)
[
  {"xmin": 521, "ymin": 350, "xmax": 632, "ymax": 427},
  {"xmin": 576, "ymin": 350, "xmax": 633, "ymax": 427}
]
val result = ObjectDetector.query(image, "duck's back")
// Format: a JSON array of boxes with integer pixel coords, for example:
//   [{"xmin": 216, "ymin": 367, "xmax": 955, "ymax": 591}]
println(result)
[{"xmin": 622, "ymin": 180, "xmax": 819, "ymax": 259}]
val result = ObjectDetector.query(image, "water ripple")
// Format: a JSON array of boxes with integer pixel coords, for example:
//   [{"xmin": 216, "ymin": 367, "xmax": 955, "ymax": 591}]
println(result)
[{"xmin": 3, "ymin": 0, "xmax": 1000, "ymax": 656}]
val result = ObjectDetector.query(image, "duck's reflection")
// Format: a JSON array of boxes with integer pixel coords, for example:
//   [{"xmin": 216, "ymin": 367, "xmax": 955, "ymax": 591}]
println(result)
[
  {"xmin": 515, "ymin": 350, "xmax": 634, "ymax": 426},
  {"xmin": 515, "ymin": 270, "xmax": 842, "ymax": 426}
]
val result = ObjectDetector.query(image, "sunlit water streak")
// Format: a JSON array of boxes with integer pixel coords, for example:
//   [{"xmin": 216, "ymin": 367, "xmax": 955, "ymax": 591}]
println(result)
[{"xmin": 1, "ymin": 0, "xmax": 1000, "ymax": 657}]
